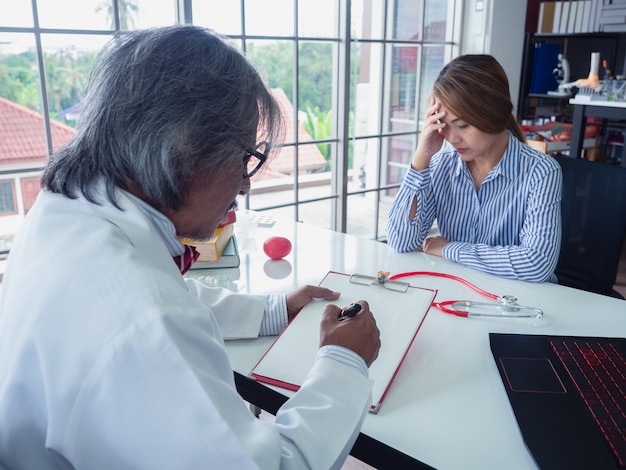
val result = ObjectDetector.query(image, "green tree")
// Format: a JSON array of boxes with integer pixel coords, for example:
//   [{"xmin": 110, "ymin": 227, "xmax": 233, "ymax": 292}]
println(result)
[
  {"xmin": 44, "ymin": 48, "xmax": 93, "ymax": 119},
  {"xmin": 298, "ymin": 42, "xmax": 333, "ymax": 113},
  {"xmin": 246, "ymin": 41, "xmax": 333, "ymax": 113},
  {"xmin": 0, "ymin": 52, "xmax": 41, "ymax": 111},
  {"xmin": 0, "ymin": 46, "xmax": 95, "ymax": 128}
]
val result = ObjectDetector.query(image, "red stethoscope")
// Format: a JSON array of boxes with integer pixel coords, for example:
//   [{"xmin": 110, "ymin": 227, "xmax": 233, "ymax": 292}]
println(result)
[{"xmin": 354, "ymin": 271, "xmax": 543, "ymax": 319}]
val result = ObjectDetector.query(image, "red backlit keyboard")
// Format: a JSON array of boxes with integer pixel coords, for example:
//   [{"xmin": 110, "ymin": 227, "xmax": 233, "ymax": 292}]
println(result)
[{"xmin": 551, "ymin": 339, "xmax": 626, "ymax": 467}]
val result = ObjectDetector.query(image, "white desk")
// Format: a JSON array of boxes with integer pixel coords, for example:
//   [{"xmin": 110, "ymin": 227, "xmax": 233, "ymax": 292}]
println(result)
[{"xmin": 187, "ymin": 215, "xmax": 626, "ymax": 470}]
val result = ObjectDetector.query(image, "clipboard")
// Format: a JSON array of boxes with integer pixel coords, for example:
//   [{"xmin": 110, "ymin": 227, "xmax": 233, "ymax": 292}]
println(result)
[{"xmin": 249, "ymin": 271, "xmax": 437, "ymax": 413}]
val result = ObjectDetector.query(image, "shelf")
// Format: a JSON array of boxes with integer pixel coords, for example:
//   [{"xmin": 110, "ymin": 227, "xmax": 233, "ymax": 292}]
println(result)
[
  {"xmin": 533, "ymin": 32, "xmax": 620, "ymax": 39},
  {"xmin": 528, "ymin": 138, "xmax": 597, "ymax": 154},
  {"xmin": 517, "ymin": 30, "xmax": 625, "ymax": 121},
  {"xmin": 528, "ymin": 93, "xmax": 572, "ymax": 99}
]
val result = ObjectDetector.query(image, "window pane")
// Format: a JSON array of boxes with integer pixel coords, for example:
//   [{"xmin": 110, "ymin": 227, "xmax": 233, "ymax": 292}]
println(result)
[
  {"xmin": 37, "ymin": 0, "xmax": 111, "ymax": 29},
  {"xmin": 0, "ymin": 2, "xmax": 33, "ymax": 27},
  {"xmin": 248, "ymin": 142, "xmax": 332, "ymax": 212},
  {"xmin": 353, "ymin": 0, "xmax": 384, "ymax": 40},
  {"xmin": 424, "ymin": 0, "xmax": 450, "ymax": 41},
  {"xmin": 298, "ymin": 0, "xmax": 339, "ymax": 38},
  {"xmin": 131, "ymin": 0, "xmax": 176, "ymax": 29},
  {"xmin": 294, "ymin": 143, "xmax": 329, "ymax": 174},
  {"xmin": 20, "ymin": 176, "xmax": 40, "ymax": 214},
  {"xmin": 244, "ymin": 0, "xmax": 294, "ymax": 37},
  {"xmin": 385, "ymin": 134, "xmax": 415, "ymax": 188},
  {"xmin": 300, "ymin": 136, "xmax": 334, "ymax": 202},
  {"xmin": 419, "ymin": 45, "xmax": 448, "ymax": 118},
  {"xmin": 249, "ymin": 142, "xmax": 331, "ymax": 209},
  {"xmin": 294, "ymin": 199, "xmax": 332, "ymax": 230},
  {"xmin": 351, "ymin": 42, "xmax": 383, "ymax": 138},
  {"xmin": 37, "ymin": 0, "xmax": 174, "ymax": 30},
  {"xmin": 191, "ymin": 0, "xmax": 242, "ymax": 35},
  {"xmin": 40, "ymin": 34, "xmax": 108, "ymax": 150},
  {"xmin": 392, "ymin": 0, "xmax": 421, "ymax": 40},
  {"xmin": 0, "ymin": 33, "xmax": 43, "ymax": 112},
  {"xmin": 376, "ymin": 189, "xmax": 391, "ymax": 242},
  {"xmin": 351, "ymin": 136, "xmax": 377, "ymax": 191},
  {"xmin": 248, "ymin": 170, "xmax": 295, "ymax": 208},
  {"xmin": 298, "ymin": 41, "xmax": 334, "ymax": 142},
  {"xmin": 0, "ymin": 32, "xmax": 48, "ymax": 169},
  {"xmin": 0, "ymin": 181, "xmax": 17, "ymax": 215},
  {"xmin": 387, "ymin": 44, "xmax": 419, "ymax": 134},
  {"xmin": 347, "ymin": 192, "xmax": 381, "ymax": 238},
  {"xmin": 246, "ymin": 39, "xmax": 294, "ymax": 105}
]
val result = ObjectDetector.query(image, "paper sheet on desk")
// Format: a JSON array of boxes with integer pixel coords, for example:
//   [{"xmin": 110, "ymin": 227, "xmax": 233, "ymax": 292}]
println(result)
[{"xmin": 250, "ymin": 271, "xmax": 436, "ymax": 413}]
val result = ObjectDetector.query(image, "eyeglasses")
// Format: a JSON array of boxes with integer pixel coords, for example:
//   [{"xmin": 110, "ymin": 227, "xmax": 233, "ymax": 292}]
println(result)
[{"xmin": 243, "ymin": 141, "xmax": 268, "ymax": 178}]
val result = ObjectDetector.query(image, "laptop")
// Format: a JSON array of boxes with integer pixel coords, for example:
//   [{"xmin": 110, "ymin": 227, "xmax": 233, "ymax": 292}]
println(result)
[{"xmin": 489, "ymin": 333, "xmax": 626, "ymax": 470}]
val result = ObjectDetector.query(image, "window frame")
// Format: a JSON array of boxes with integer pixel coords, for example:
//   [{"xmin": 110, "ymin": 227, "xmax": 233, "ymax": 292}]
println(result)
[{"xmin": 0, "ymin": 0, "xmax": 461, "ymax": 242}]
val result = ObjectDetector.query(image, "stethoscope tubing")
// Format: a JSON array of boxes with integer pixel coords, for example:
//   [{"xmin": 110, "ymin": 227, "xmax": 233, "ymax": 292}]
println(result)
[{"xmin": 388, "ymin": 271, "xmax": 533, "ymax": 318}]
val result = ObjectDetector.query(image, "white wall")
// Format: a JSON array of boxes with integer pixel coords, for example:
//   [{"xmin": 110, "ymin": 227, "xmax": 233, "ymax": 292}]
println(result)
[{"xmin": 461, "ymin": 0, "xmax": 529, "ymax": 115}]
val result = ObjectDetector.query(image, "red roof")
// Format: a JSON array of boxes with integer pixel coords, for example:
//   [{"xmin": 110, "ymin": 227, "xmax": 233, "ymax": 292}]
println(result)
[
  {"xmin": 0, "ymin": 89, "xmax": 327, "ymax": 178},
  {"xmin": 0, "ymin": 97, "xmax": 76, "ymax": 168}
]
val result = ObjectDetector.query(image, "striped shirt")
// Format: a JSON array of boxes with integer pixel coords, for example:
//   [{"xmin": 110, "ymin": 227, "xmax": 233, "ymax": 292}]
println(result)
[{"xmin": 387, "ymin": 132, "xmax": 562, "ymax": 283}]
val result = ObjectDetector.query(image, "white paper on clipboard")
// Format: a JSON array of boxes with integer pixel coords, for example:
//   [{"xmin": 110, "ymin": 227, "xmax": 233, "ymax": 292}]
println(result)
[{"xmin": 250, "ymin": 270, "xmax": 436, "ymax": 413}]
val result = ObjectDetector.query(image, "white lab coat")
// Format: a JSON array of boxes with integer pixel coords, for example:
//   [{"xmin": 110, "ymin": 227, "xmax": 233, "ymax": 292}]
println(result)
[{"xmin": 0, "ymin": 187, "xmax": 373, "ymax": 469}]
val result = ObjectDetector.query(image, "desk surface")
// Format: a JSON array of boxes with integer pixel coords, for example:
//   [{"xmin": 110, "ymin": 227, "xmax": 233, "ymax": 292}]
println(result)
[
  {"xmin": 187, "ymin": 214, "xmax": 626, "ymax": 470},
  {"xmin": 569, "ymin": 97, "xmax": 626, "ymax": 108}
]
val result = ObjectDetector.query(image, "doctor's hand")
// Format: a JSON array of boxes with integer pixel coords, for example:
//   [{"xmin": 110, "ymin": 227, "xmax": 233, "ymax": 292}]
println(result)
[
  {"xmin": 319, "ymin": 301, "xmax": 380, "ymax": 367},
  {"xmin": 411, "ymin": 100, "xmax": 446, "ymax": 171},
  {"xmin": 422, "ymin": 236, "xmax": 449, "ymax": 257},
  {"xmin": 286, "ymin": 285, "xmax": 341, "ymax": 321}
]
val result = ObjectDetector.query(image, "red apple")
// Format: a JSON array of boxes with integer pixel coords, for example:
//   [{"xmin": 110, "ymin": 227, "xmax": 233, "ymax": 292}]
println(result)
[{"xmin": 263, "ymin": 236, "xmax": 292, "ymax": 260}]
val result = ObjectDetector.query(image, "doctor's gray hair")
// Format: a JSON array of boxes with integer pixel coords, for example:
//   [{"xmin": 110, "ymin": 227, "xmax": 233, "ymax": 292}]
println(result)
[{"xmin": 42, "ymin": 25, "xmax": 284, "ymax": 210}]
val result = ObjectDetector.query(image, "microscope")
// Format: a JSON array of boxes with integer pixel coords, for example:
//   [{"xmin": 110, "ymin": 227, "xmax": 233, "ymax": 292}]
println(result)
[{"xmin": 547, "ymin": 53, "xmax": 571, "ymax": 96}]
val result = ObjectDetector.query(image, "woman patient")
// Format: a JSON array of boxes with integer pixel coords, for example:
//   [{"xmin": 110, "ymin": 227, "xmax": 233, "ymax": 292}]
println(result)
[{"xmin": 387, "ymin": 54, "xmax": 562, "ymax": 282}]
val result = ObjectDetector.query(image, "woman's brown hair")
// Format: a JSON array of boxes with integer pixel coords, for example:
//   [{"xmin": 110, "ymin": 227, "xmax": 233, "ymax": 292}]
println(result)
[{"xmin": 432, "ymin": 54, "xmax": 526, "ymax": 143}]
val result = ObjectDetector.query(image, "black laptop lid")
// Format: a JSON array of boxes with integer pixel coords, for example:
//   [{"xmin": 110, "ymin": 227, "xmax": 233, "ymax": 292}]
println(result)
[{"xmin": 489, "ymin": 333, "xmax": 626, "ymax": 470}]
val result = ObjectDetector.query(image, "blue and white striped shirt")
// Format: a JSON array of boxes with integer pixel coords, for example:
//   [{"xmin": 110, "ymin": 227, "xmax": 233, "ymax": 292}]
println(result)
[{"xmin": 387, "ymin": 133, "xmax": 562, "ymax": 283}]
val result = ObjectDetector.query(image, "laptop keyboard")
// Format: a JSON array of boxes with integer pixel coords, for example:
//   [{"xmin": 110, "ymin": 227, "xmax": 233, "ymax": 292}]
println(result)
[{"xmin": 550, "ymin": 339, "xmax": 626, "ymax": 467}]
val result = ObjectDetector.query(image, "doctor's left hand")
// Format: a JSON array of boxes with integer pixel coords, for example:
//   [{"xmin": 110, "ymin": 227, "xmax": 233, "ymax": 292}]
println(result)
[{"xmin": 286, "ymin": 286, "xmax": 340, "ymax": 321}]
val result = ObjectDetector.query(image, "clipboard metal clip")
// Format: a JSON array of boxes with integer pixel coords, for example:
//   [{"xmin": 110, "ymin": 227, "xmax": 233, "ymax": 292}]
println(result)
[{"xmin": 349, "ymin": 271, "xmax": 409, "ymax": 293}]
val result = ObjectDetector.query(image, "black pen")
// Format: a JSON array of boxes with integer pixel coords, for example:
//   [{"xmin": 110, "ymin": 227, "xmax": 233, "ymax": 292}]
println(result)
[{"xmin": 338, "ymin": 302, "xmax": 361, "ymax": 321}]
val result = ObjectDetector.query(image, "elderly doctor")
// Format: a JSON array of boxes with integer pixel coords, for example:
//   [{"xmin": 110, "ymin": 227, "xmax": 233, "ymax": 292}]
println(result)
[{"xmin": 0, "ymin": 26, "xmax": 381, "ymax": 469}]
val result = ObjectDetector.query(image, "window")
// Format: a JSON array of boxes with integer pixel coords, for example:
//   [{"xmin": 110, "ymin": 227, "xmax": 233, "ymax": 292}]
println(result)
[
  {"xmin": 193, "ymin": 0, "xmax": 461, "ymax": 239},
  {"xmin": 20, "ymin": 176, "xmax": 41, "ymax": 214},
  {"xmin": 0, "ymin": 181, "xmax": 17, "ymax": 215},
  {"xmin": 0, "ymin": 0, "xmax": 461, "ymax": 252}
]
